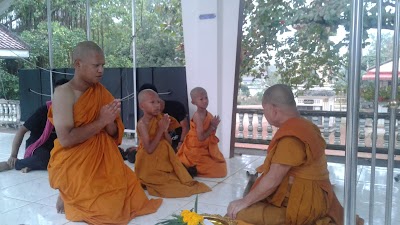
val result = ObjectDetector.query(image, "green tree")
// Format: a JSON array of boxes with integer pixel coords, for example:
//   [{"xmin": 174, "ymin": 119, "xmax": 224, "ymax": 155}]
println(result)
[
  {"xmin": 241, "ymin": 0, "xmax": 397, "ymax": 89},
  {"xmin": 0, "ymin": 69, "xmax": 19, "ymax": 99},
  {"xmin": 240, "ymin": 85, "xmax": 250, "ymax": 97}
]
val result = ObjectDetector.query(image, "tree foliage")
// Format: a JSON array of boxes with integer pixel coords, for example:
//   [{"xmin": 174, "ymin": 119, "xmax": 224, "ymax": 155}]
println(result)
[
  {"xmin": 0, "ymin": 0, "xmax": 398, "ymax": 100},
  {"xmin": 0, "ymin": 68, "xmax": 19, "ymax": 99},
  {"xmin": 0, "ymin": 0, "xmax": 184, "ymax": 71},
  {"xmin": 241, "ymin": 0, "xmax": 397, "ymax": 89}
]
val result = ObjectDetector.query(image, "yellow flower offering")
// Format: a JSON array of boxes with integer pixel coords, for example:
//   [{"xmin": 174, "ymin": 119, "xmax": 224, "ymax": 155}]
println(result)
[{"xmin": 181, "ymin": 210, "xmax": 204, "ymax": 225}]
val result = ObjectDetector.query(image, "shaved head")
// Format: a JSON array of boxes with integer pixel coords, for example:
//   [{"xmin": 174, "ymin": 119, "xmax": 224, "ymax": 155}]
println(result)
[
  {"xmin": 190, "ymin": 87, "xmax": 207, "ymax": 100},
  {"xmin": 262, "ymin": 84, "xmax": 296, "ymax": 108},
  {"xmin": 72, "ymin": 41, "xmax": 103, "ymax": 62},
  {"xmin": 138, "ymin": 89, "xmax": 158, "ymax": 104}
]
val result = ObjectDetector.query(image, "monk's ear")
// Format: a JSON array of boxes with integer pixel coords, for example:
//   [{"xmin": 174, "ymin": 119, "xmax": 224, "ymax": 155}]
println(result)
[
  {"xmin": 139, "ymin": 102, "xmax": 144, "ymax": 110},
  {"xmin": 73, "ymin": 59, "xmax": 81, "ymax": 68}
]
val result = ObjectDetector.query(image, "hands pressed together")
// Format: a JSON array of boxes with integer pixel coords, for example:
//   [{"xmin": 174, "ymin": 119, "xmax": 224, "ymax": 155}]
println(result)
[
  {"xmin": 210, "ymin": 115, "xmax": 221, "ymax": 130},
  {"xmin": 98, "ymin": 99, "xmax": 121, "ymax": 126},
  {"xmin": 158, "ymin": 114, "xmax": 171, "ymax": 132}
]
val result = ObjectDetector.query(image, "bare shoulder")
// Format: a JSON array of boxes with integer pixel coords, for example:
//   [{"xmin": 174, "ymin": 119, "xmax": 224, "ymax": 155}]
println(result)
[
  {"xmin": 53, "ymin": 83, "xmax": 74, "ymax": 104},
  {"xmin": 192, "ymin": 111, "xmax": 204, "ymax": 126},
  {"xmin": 192, "ymin": 112, "xmax": 200, "ymax": 122}
]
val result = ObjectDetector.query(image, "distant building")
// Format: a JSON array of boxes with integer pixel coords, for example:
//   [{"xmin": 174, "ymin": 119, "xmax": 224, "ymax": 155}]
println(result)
[
  {"xmin": 241, "ymin": 76, "xmax": 268, "ymax": 96},
  {"xmin": 296, "ymin": 88, "xmax": 337, "ymax": 111},
  {"xmin": 0, "ymin": 24, "xmax": 30, "ymax": 59}
]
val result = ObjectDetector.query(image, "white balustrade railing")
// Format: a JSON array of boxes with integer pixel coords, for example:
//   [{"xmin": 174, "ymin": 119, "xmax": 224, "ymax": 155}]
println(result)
[{"xmin": 0, "ymin": 100, "xmax": 20, "ymax": 128}]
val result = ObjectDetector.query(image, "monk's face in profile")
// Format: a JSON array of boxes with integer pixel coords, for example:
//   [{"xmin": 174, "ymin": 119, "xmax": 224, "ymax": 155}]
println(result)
[
  {"xmin": 262, "ymin": 103, "xmax": 277, "ymax": 126},
  {"xmin": 140, "ymin": 92, "xmax": 162, "ymax": 116},
  {"xmin": 75, "ymin": 50, "xmax": 105, "ymax": 84},
  {"xmin": 191, "ymin": 90, "xmax": 209, "ymax": 109}
]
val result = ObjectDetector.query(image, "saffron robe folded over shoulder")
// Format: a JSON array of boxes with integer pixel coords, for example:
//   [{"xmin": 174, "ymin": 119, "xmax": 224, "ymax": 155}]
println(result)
[
  {"xmin": 135, "ymin": 114, "xmax": 211, "ymax": 198},
  {"xmin": 237, "ymin": 117, "xmax": 344, "ymax": 225},
  {"xmin": 47, "ymin": 83, "xmax": 162, "ymax": 225},
  {"xmin": 177, "ymin": 112, "xmax": 227, "ymax": 178}
]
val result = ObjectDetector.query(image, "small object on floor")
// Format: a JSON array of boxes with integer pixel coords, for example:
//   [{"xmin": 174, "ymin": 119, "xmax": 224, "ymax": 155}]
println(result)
[
  {"xmin": 395, "ymin": 174, "xmax": 400, "ymax": 182},
  {"xmin": 118, "ymin": 147, "xmax": 128, "ymax": 160},
  {"xmin": 243, "ymin": 171, "xmax": 258, "ymax": 197},
  {"xmin": 0, "ymin": 161, "xmax": 11, "ymax": 172},
  {"xmin": 126, "ymin": 147, "xmax": 137, "ymax": 163},
  {"xmin": 21, "ymin": 167, "xmax": 32, "ymax": 173},
  {"xmin": 187, "ymin": 165, "xmax": 197, "ymax": 178}
]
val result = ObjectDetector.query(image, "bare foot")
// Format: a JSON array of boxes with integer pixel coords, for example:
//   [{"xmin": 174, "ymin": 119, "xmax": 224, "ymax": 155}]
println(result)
[
  {"xmin": 56, "ymin": 195, "xmax": 65, "ymax": 214},
  {"xmin": 21, "ymin": 167, "xmax": 32, "ymax": 173},
  {"xmin": 0, "ymin": 161, "xmax": 11, "ymax": 172}
]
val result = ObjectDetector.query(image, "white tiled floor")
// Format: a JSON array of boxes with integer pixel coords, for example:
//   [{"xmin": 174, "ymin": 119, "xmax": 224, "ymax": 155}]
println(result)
[{"xmin": 0, "ymin": 131, "xmax": 400, "ymax": 225}]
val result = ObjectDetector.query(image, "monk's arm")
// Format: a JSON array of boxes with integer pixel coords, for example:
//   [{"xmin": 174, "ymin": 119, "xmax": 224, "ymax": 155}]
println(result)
[
  {"xmin": 137, "ymin": 121, "xmax": 165, "ymax": 154},
  {"xmin": 227, "ymin": 163, "xmax": 291, "ymax": 219},
  {"xmin": 179, "ymin": 117, "xmax": 189, "ymax": 142},
  {"xmin": 243, "ymin": 163, "xmax": 291, "ymax": 205},
  {"xmin": 53, "ymin": 87, "xmax": 108, "ymax": 148},
  {"xmin": 193, "ymin": 113, "xmax": 215, "ymax": 141},
  {"xmin": 164, "ymin": 130, "xmax": 172, "ymax": 144},
  {"xmin": 105, "ymin": 121, "xmax": 118, "ymax": 137}
]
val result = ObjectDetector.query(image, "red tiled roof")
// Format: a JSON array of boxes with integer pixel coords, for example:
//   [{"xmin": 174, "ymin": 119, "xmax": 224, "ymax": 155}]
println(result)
[{"xmin": 0, "ymin": 24, "xmax": 29, "ymax": 50}]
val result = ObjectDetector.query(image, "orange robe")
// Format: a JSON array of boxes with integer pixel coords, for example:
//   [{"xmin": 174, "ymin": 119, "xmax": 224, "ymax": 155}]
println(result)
[
  {"xmin": 177, "ymin": 112, "xmax": 227, "ymax": 178},
  {"xmin": 47, "ymin": 83, "xmax": 162, "ymax": 225},
  {"xmin": 237, "ymin": 117, "xmax": 344, "ymax": 225},
  {"xmin": 135, "ymin": 114, "xmax": 211, "ymax": 198}
]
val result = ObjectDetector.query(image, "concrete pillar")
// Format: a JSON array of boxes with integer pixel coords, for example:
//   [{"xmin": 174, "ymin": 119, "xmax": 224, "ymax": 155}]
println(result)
[{"xmin": 181, "ymin": 0, "xmax": 243, "ymax": 158}]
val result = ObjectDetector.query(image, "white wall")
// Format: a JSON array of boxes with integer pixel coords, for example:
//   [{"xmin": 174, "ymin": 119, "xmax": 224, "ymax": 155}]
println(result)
[{"xmin": 181, "ymin": 0, "xmax": 241, "ymax": 158}]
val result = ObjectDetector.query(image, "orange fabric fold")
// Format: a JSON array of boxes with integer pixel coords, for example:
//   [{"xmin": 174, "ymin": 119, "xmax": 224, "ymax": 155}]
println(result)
[
  {"xmin": 48, "ymin": 83, "xmax": 162, "ymax": 225},
  {"xmin": 177, "ymin": 112, "xmax": 227, "ymax": 178},
  {"xmin": 248, "ymin": 117, "xmax": 343, "ymax": 225},
  {"xmin": 135, "ymin": 114, "xmax": 211, "ymax": 198}
]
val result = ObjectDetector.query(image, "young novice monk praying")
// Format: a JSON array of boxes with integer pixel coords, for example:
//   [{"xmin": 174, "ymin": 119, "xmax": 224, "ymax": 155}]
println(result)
[
  {"xmin": 177, "ymin": 87, "xmax": 227, "ymax": 178},
  {"xmin": 135, "ymin": 89, "xmax": 211, "ymax": 198}
]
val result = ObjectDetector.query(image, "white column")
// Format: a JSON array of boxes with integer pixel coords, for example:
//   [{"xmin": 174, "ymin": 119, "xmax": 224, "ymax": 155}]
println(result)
[{"xmin": 182, "ymin": 0, "xmax": 242, "ymax": 158}]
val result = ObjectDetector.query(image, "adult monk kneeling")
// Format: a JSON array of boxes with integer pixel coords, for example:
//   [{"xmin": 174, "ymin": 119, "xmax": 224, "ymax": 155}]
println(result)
[
  {"xmin": 227, "ymin": 84, "xmax": 364, "ymax": 225},
  {"xmin": 48, "ymin": 41, "xmax": 162, "ymax": 225}
]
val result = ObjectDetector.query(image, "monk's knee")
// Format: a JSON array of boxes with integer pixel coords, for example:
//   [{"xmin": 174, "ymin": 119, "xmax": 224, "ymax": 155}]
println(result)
[{"xmin": 236, "ymin": 202, "xmax": 286, "ymax": 225}]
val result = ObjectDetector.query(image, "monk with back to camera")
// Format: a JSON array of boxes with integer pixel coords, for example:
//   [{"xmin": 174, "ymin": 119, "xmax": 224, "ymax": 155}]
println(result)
[{"xmin": 227, "ymin": 84, "xmax": 364, "ymax": 225}]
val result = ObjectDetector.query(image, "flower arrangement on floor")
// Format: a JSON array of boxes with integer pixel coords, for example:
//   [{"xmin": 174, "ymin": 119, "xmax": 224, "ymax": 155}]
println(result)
[
  {"xmin": 156, "ymin": 195, "xmax": 206, "ymax": 225},
  {"xmin": 156, "ymin": 195, "xmax": 236, "ymax": 225}
]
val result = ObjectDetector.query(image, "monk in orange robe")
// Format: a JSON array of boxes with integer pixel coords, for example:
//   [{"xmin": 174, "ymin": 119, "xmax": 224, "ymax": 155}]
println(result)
[
  {"xmin": 177, "ymin": 87, "xmax": 227, "ymax": 178},
  {"xmin": 135, "ymin": 89, "xmax": 211, "ymax": 198},
  {"xmin": 227, "ymin": 84, "xmax": 364, "ymax": 225},
  {"xmin": 48, "ymin": 41, "xmax": 162, "ymax": 225}
]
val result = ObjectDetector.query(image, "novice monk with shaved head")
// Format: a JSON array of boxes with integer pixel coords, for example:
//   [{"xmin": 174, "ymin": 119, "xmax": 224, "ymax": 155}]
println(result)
[
  {"xmin": 135, "ymin": 89, "xmax": 211, "ymax": 197},
  {"xmin": 177, "ymin": 87, "xmax": 227, "ymax": 178},
  {"xmin": 227, "ymin": 84, "xmax": 364, "ymax": 225},
  {"xmin": 48, "ymin": 41, "xmax": 162, "ymax": 224}
]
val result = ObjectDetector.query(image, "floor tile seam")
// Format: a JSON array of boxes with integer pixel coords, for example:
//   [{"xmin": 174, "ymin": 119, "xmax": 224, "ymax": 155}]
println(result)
[
  {"xmin": 0, "ymin": 191, "xmax": 57, "ymax": 203},
  {"xmin": 220, "ymin": 168, "xmax": 249, "ymax": 184},
  {"xmin": 0, "ymin": 175, "xmax": 46, "ymax": 191},
  {"xmin": 158, "ymin": 200, "xmax": 195, "ymax": 220},
  {"xmin": 0, "ymin": 200, "xmax": 35, "ymax": 214},
  {"xmin": 33, "ymin": 193, "xmax": 59, "ymax": 206}
]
